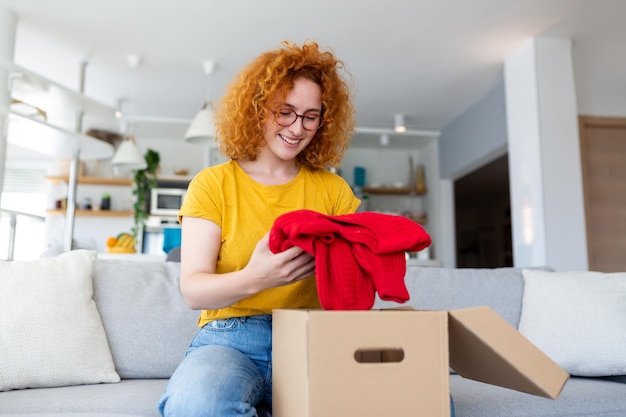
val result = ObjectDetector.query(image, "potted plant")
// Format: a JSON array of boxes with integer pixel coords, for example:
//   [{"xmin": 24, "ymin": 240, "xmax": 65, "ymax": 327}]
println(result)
[{"xmin": 132, "ymin": 148, "xmax": 160, "ymax": 238}]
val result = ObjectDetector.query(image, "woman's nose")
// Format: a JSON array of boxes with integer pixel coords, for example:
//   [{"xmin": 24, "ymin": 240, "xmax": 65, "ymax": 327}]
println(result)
[{"xmin": 288, "ymin": 116, "xmax": 306, "ymax": 134}]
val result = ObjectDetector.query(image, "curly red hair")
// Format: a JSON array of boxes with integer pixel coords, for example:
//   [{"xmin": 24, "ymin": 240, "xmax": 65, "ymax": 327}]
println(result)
[{"xmin": 215, "ymin": 40, "xmax": 355, "ymax": 169}]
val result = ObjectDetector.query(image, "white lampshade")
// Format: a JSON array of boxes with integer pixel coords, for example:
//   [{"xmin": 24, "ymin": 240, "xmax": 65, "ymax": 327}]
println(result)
[
  {"xmin": 111, "ymin": 136, "xmax": 147, "ymax": 170},
  {"xmin": 185, "ymin": 101, "xmax": 215, "ymax": 144}
]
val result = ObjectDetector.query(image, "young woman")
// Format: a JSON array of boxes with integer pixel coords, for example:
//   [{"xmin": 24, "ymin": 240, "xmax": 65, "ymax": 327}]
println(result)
[{"xmin": 158, "ymin": 41, "xmax": 360, "ymax": 417}]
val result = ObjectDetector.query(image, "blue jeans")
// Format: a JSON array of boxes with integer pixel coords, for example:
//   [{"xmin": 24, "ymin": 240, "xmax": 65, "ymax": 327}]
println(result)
[{"xmin": 158, "ymin": 315, "xmax": 273, "ymax": 417}]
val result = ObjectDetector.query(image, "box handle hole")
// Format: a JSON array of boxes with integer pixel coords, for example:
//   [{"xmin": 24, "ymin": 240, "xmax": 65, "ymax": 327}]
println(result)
[{"xmin": 354, "ymin": 348, "xmax": 404, "ymax": 363}]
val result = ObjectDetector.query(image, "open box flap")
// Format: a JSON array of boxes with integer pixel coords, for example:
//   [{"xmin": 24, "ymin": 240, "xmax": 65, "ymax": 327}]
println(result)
[{"xmin": 447, "ymin": 306, "xmax": 569, "ymax": 399}]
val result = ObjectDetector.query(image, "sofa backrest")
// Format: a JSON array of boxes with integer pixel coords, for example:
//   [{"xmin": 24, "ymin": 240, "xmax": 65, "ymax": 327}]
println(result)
[
  {"xmin": 373, "ymin": 266, "xmax": 525, "ymax": 328},
  {"xmin": 92, "ymin": 258, "xmax": 199, "ymax": 379},
  {"xmin": 92, "ymin": 259, "xmax": 526, "ymax": 379}
]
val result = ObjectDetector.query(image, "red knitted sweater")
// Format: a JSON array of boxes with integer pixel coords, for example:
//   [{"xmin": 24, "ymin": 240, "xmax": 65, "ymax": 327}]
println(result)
[{"xmin": 269, "ymin": 210, "xmax": 432, "ymax": 310}]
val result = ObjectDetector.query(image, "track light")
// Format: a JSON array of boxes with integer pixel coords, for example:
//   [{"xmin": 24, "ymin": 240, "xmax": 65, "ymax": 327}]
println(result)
[
  {"xmin": 380, "ymin": 134, "xmax": 390, "ymax": 146},
  {"xmin": 114, "ymin": 99, "xmax": 123, "ymax": 118},
  {"xmin": 394, "ymin": 114, "xmax": 406, "ymax": 133}
]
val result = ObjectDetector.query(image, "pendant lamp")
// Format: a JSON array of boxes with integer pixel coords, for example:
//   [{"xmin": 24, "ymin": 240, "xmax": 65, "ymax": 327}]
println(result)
[
  {"xmin": 111, "ymin": 55, "xmax": 146, "ymax": 170},
  {"xmin": 184, "ymin": 60, "xmax": 216, "ymax": 144},
  {"xmin": 111, "ymin": 135, "xmax": 146, "ymax": 170},
  {"xmin": 184, "ymin": 101, "xmax": 215, "ymax": 144}
]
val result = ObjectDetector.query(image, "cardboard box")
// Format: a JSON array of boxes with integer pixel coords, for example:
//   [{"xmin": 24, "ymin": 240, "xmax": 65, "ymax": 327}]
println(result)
[{"xmin": 272, "ymin": 307, "xmax": 569, "ymax": 417}]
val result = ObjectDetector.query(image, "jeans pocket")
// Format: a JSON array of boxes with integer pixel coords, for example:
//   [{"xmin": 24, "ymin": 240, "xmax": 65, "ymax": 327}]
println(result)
[
  {"xmin": 186, "ymin": 317, "xmax": 241, "ymax": 354},
  {"xmin": 205, "ymin": 317, "xmax": 240, "ymax": 331}
]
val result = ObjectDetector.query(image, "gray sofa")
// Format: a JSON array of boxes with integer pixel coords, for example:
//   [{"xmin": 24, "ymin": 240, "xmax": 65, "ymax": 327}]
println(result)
[{"xmin": 1, "ymin": 256, "xmax": 625, "ymax": 417}]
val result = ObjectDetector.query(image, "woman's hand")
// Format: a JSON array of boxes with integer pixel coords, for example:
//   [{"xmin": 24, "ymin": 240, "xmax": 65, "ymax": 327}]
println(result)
[
  {"xmin": 180, "ymin": 217, "xmax": 315, "ymax": 310},
  {"xmin": 245, "ymin": 233, "xmax": 315, "ymax": 290}
]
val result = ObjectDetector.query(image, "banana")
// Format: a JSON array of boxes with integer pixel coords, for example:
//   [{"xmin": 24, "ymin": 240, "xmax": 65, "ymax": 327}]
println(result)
[{"xmin": 107, "ymin": 232, "xmax": 137, "ymax": 253}]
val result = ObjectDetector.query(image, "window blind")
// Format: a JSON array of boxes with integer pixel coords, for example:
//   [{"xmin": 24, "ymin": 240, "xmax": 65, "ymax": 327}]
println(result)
[{"xmin": 2, "ymin": 168, "xmax": 47, "ymax": 194}]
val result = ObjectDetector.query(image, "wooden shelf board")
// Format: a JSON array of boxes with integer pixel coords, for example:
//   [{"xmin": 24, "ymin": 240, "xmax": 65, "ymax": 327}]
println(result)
[
  {"xmin": 46, "ymin": 176, "xmax": 133, "ymax": 186},
  {"xmin": 362, "ymin": 187, "xmax": 427, "ymax": 195},
  {"xmin": 411, "ymin": 217, "xmax": 428, "ymax": 225},
  {"xmin": 46, "ymin": 209, "xmax": 133, "ymax": 217}
]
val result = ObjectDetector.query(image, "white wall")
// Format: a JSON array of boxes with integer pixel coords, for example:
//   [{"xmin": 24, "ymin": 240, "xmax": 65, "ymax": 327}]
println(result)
[
  {"xmin": 341, "ymin": 140, "xmax": 441, "ymax": 261},
  {"xmin": 133, "ymin": 137, "xmax": 208, "ymax": 177},
  {"xmin": 0, "ymin": 7, "xmax": 17, "ymax": 204},
  {"xmin": 439, "ymin": 83, "xmax": 508, "ymax": 181}
]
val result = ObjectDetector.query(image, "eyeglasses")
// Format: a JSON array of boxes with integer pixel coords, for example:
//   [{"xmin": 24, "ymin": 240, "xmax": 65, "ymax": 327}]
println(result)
[{"xmin": 273, "ymin": 108, "xmax": 323, "ymax": 131}]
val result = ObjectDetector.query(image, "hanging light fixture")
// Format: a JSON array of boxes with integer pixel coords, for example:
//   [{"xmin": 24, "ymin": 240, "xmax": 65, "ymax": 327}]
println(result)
[
  {"xmin": 185, "ymin": 101, "xmax": 215, "ymax": 144},
  {"xmin": 111, "ymin": 135, "xmax": 146, "ymax": 170},
  {"xmin": 185, "ymin": 60, "xmax": 216, "ymax": 144},
  {"xmin": 394, "ymin": 114, "xmax": 407, "ymax": 133},
  {"xmin": 111, "ymin": 54, "xmax": 145, "ymax": 170}
]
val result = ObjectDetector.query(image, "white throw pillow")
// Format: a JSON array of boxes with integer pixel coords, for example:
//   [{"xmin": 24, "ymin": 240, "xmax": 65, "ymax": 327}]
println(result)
[
  {"xmin": 519, "ymin": 269, "xmax": 626, "ymax": 377},
  {"xmin": 0, "ymin": 250, "xmax": 120, "ymax": 391}
]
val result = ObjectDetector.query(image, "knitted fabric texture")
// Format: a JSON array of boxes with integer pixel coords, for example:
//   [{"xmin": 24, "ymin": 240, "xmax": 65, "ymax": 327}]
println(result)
[{"xmin": 269, "ymin": 209, "xmax": 432, "ymax": 310}]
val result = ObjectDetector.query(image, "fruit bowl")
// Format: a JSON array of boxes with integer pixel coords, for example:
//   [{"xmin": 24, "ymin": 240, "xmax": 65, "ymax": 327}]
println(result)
[
  {"xmin": 106, "ymin": 246, "xmax": 137, "ymax": 254},
  {"xmin": 106, "ymin": 232, "xmax": 137, "ymax": 254}
]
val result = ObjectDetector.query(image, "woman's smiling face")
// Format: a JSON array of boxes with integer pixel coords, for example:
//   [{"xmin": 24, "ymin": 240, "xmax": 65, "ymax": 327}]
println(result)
[{"xmin": 262, "ymin": 78, "xmax": 322, "ymax": 163}]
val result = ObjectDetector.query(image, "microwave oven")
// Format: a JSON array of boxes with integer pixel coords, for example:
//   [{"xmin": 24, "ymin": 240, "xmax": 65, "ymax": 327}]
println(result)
[{"xmin": 150, "ymin": 188, "xmax": 186, "ymax": 216}]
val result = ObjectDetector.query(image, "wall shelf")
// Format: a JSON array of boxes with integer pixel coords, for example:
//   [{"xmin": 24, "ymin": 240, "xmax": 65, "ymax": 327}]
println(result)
[
  {"xmin": 46, "ymin": 209, "xmax": 133, "ymax": 217},
  {"xmin": 46, "ymin": 176, "xmax": 134, "ymax": 218},
  {"xmin": 2, "ymin": 60, "xmax": 116, "ymax": 119},
  {"xmin": 46, "ymin": 176, "xmax": 133, "ymax": 186},
  {"xmin": 362, "ymin": 187, "xmax": 426, "ymax": 196},
  {"xmin": 1, "ymin": 108, "xmax": 115, "ymax": 160}
]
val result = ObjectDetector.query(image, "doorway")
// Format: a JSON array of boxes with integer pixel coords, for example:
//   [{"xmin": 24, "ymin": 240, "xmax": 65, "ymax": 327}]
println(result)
[
  {"xmin": 454, "ymin": 155, "xmax": 512, "ymax": 268},
  {"xmin": 579, "ymin": 116, "xmax": 626, "ymax": 272}
]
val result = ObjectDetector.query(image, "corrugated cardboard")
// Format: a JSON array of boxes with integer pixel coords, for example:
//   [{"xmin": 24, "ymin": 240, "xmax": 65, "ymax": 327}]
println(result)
[
  {"xmin": 272, "ymin": 307, "xmax": 569, "ymax": 417},
  {"xmin": 448, "ymin": 306, "xmax": 569, "ymax": 399}
]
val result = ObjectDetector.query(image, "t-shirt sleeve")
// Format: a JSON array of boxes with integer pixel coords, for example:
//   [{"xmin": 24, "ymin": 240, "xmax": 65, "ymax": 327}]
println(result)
[
  {"xmin": 178, "ymin": 169, "xmax": 223, "ymax": 227},
  {"xmin": 330, "ymin": 173, "xmax": 361, "ymax": 215}
]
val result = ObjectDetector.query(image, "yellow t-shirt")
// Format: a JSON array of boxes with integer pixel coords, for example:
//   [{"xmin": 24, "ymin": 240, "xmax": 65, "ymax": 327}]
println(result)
[{"xmin": 179, "ymin": 160, "xmax": 361, "ymax": 326}]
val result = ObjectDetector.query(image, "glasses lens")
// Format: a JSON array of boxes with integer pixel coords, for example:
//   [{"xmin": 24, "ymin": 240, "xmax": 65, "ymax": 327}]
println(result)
[
  {"xmin": 302, "ymin": 114, "xmax": 322, "ymax": 131},
  {"xmin": 275, "ymin": 109, "xmax": 297, "ymax": 127},
  {"xmin": 275, "ymin": 108, "xmax": 322, "ymax": 131}
]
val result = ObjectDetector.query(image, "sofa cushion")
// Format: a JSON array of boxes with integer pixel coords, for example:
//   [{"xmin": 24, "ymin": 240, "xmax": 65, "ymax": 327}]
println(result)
[
  {"xmin": 0, "ymin": 250, "xmax": 120, "ymax": 391},
  {"xmin": 92, "ymin": 258, "xmax": 200, "ymax": 379},
  {"xmin": 374, "ymin": 266, "xmax": 524, "ymax": 328},
  {"xmin": 518, "ymin": 269, "xmax": 626, "ymax": 377},
  {"xmin": 0, "ymin": 378, "xmax": 167, "ymax": 416},
  {"xmin": 450, "ymin": 374, "xmax": 626, "ymax": 417}
]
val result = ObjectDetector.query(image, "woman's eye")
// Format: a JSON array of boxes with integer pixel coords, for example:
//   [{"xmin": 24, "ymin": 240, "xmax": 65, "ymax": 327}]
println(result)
[{"xmin": 279, "ymin": 110, "xmax": 292, "ymax": 117}]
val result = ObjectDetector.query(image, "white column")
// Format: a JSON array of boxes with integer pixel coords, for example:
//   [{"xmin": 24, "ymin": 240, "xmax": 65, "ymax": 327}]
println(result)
[
  {"xmin": 504, "ymin": 37, "xmax": 588, "ymax": 271},
  {"xmin": 0, "ymin": 7, "xmax": 17, "ymax": 203}
]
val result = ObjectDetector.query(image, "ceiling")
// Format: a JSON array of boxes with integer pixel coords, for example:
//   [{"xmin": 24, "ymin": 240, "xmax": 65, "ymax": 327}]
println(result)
[{"xmin": 1, "ymin": 0, "xmax": 625, "ymax": 151}]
